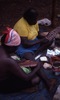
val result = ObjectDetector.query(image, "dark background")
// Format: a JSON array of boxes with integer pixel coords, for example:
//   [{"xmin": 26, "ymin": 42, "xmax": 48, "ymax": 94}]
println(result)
[{"xmin": 0, "ymin": 0, "xmax": 60, "ymax": 34}]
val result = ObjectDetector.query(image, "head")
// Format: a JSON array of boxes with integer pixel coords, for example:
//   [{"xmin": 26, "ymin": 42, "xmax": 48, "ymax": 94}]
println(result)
[
  {"xmin": 23, "ymin": 8, "xmax": 38, "ymax": 25},
  {"xmin": 1, "ymin": 27, "xmax": 21, "ymax": 53}
]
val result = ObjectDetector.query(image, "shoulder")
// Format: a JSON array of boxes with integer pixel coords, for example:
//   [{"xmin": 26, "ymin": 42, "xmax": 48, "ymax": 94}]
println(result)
[
  {"xmin": 14, "ymin": 17, "xmax": 23, "ymax": 26},
  {"xmin": 35, "ymin": 23, "xmax": 39, "ymax": 30},
  {"xmin": 14, "ymin": 17, "xmax": 28, "ymax": 29}
]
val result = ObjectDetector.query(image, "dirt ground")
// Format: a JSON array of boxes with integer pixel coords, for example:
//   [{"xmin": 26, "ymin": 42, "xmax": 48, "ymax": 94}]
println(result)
[{"xmin": 0, "ymin": 0, "xmax": 60, "ymax": 35}]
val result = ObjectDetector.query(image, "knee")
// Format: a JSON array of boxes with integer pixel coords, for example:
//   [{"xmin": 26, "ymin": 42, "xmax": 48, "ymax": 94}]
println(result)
[{"xmin": 31, "ymin": 76, "xmax": 40, "ymax": 85}]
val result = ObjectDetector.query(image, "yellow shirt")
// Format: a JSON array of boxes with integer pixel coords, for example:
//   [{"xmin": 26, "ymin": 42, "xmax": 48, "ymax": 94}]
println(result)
[{"xmin": 14, "ymin": 17, "xmax": 39, "ymax": 40}]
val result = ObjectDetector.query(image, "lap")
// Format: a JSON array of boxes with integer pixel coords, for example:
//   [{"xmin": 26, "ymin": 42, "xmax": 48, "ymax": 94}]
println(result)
[{"xmin": 0, "ymin": 76, "xmax": 33, "ymax": 93}]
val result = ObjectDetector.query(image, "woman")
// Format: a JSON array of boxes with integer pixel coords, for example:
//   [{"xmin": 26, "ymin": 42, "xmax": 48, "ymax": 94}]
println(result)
[
  {"xmin": 13, "ymin": 8, "xmax": 56, "ymax": 92},
  {"xmin": 0, "ymin": 27, "xmax": 56, "ymax": 93},
  {"xmin": 14, "ymin": 8, "xmax": 52, "ymax": 60},
  {"xmin": 0, "ymin": 27, "xmax": 41, "ymax": 93}
]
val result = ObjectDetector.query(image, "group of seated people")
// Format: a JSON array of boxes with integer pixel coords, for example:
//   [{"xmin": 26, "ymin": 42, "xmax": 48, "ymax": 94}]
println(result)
[{"xmin": 0, "ymin": 8, "xmax": 56, "ymax": 93}]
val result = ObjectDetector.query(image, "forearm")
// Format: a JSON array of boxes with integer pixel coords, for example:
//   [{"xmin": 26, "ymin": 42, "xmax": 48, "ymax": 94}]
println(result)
[
  {"xmin": 9, "ymin": 59, "xmax": 40, "ymax": 81},
  {"xmin": 21, "ymin": 38, "xmax": 40, "ymax": 47},
  {"xmin": 22, "ymin": 37, "xmax": 48, "ymax": 48}
]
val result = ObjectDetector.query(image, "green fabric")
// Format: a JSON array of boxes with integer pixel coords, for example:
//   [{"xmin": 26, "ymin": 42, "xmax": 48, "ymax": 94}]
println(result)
[{"xmin": 21, "ymin": 67, "xmax": 31, "ymax": 74}]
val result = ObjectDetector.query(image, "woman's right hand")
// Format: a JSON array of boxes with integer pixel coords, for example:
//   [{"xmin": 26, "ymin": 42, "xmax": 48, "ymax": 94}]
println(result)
[{"xmin": 34, "ymin": 61, "xmax": 43, "ymax": 71}]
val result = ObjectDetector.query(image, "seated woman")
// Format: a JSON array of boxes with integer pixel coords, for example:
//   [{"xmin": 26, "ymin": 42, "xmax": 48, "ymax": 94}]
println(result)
[
  {"xmin": 1, "ymin": 27, "xmax": 56, "ymax": 93},
  {"xmin": 0, "ymin": 28, "xmax": 40, "ymax": 92},
  {"xmin": 13, "ymin": 8, "xmax": 52, "ymax": 60}
]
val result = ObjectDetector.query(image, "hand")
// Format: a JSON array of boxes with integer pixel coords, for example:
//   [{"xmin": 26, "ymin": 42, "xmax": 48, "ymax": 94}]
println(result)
[
  {"xmin": 40, "ymin": 38, "xmax": 49, "ymax": 44},
  {"xmin": 35, "ymin": 62, "xmax": 43, "ymax": 71},
  {"xmin": 40, "ymin": 32, "xmax": 49, "ymax": 37}
]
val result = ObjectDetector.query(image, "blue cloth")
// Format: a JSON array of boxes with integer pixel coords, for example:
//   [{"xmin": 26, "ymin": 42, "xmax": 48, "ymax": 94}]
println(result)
[{"xmin": 15, "ymin": 38, "xmax": 40, "ymax": 57}]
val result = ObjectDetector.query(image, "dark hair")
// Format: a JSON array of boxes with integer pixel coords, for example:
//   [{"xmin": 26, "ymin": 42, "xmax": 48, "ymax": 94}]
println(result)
[{"xmin": 23, "ymin": 8, "xmax": 38, "ymax": 25}]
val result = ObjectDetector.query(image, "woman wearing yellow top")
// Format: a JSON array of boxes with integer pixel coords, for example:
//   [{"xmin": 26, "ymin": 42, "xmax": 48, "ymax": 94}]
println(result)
[
  {"xmin": 14, "ymin": 8, "xmax": 52, "ymax": 60},
  {"xmin": 13, "ymin": 8, "xmax": 56, "ymax": 91}
]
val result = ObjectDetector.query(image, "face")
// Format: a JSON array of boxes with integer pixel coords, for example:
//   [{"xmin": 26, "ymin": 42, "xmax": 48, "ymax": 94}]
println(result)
[
  {"xmin": 28, "ymin": 16, "xmax": 38, "ymax": 25},
  {"xmin": 23, "ymin": 8, "xmax": 38, "ymax": 25}
]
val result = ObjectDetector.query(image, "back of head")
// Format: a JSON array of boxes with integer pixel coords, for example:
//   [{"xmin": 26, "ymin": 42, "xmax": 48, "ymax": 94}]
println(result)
[
  {"xmin": 1, "ymin": 27, "xmax": 21, "ymax": 53},
  {"xmin": 23, "ymin": 8, "xmax": 38, "ymax": 25}
]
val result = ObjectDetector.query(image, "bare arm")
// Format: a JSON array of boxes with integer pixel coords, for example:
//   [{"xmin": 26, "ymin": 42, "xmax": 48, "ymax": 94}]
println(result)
[
  {"xmin": 7, "ymin": 58, "xmax": 41, "ymax": 81},
  {"xmin": 21, "ymin": 36, "xmax": 49, "ymax": 48}
]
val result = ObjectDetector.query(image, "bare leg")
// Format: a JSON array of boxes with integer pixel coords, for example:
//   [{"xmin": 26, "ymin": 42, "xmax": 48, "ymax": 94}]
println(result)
[
  {"xmin": 23, "ymin": 52, "xmax": 35, "ymax": 60},
  {"xmin": 21, "ymin": 52, "xmax": 41, "ymax": 85}
]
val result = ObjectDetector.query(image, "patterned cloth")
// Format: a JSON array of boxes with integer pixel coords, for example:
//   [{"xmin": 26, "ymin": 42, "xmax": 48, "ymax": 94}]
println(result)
[{"xmin": 3, "ymin": 27, "xmax": 21, "ymax": 46}]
